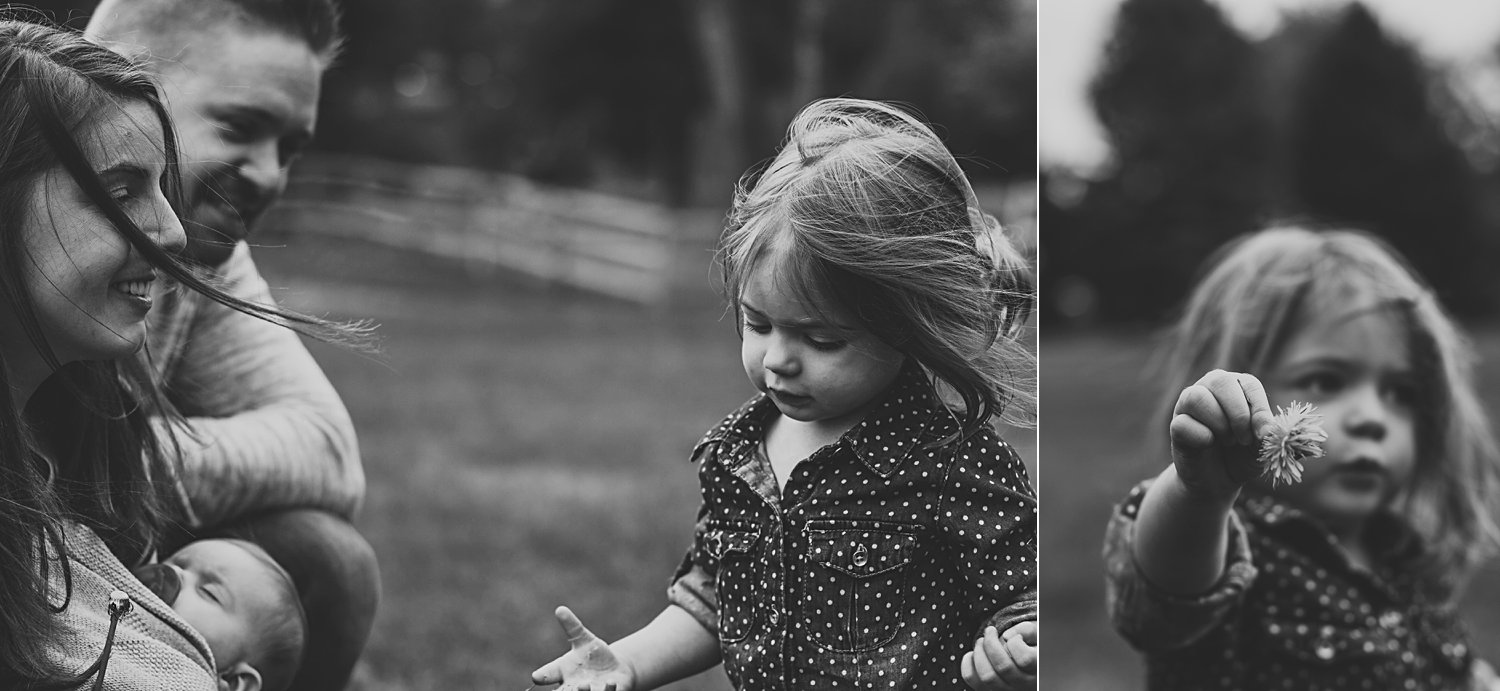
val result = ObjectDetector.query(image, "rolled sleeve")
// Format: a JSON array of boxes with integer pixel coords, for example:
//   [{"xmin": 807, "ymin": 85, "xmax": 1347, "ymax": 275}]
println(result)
[
  {"xmin": 667, "ymin": 558, "xmax": 719, "ymax": 636},
  {"xmin": 1104, "ymin": 481, "xmax": 1257, "ymax": 652}
]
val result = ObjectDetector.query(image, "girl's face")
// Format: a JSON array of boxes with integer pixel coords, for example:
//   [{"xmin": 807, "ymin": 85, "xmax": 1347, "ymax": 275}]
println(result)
[
  {"xmin": 1259, "ymin": 303, "xmax": 1417, "ymax": 533},
  {"xmin": 739, "ymin": 258, "xmax": 905, "ymax": 434},
  {"xmin": 8, "ymin": 101, "xmax": 185, "ymax": 364}
]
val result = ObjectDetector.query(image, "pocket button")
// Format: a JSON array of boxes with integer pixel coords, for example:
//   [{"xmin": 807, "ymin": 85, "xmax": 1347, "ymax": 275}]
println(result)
[{"xmin": 852, "ymin": 544, "xmax": 868, "ymax": 568}]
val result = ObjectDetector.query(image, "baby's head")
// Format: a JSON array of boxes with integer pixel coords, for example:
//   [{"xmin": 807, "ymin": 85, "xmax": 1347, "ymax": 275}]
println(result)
[
  {"xmin": 718, "ymin": 98, "xmax": 1035, "ymax": 436},
  {"xmin": 148, "ymin": 539, "xmax": 306, "ymax": 691},
  {"xmin": 1157, "ymin": 225, "xmax": 1500, "ymax": 575}
]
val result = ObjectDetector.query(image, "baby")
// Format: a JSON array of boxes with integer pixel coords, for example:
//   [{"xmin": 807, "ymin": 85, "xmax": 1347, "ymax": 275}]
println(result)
[{"xmin": 133, "ymin": 539, "xmax": 306, "ymax": 691}]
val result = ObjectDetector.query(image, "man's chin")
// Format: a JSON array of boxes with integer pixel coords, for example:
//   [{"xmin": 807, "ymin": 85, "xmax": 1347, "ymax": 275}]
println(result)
[{"xmin": 184, "ymin": 216, "xmax": 248, "ymax": 267}]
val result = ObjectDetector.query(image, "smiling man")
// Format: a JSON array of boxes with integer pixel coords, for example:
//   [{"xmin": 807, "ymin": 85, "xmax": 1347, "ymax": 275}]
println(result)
[{"xmin": 86, "ymin": 2, "xmax": 376, "ymax": 690}]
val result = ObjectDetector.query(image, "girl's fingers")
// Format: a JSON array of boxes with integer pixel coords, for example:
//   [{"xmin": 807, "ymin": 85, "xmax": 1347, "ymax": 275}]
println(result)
[
  {"xmin": 554, "ymin": 606, "xmax": 600, "ymax": 650},
  {"xmin": 532, "ymin": 659, "xmax": 563, "ymax": 684},
  {"xmin": 1175, "ymin": 384, "xmax": 1230, "ymax": 444},
  {"xmin": 1169, "ymin": 413, "xmax": 1215, "ymax": 454},
  {"xmin": 1202, "ymin": 372, "xmax": 1254, "ymax": 445},
  {"xmin": 1235, "ymin": 373, "xmax": 1274, "ymax": 437},
  {"xmin": 971, "ymin": 634, "xmax": 1000, "ymax": 686},
  {"xmin": 961, "ymin": 651, "xmax": 978, "ymax": 686},
  {"xmin": 1003, "ymin": 633, "xmax": 1038, "ymax": 673},
  {"xmin": 1003, "ymin": 620, "xmax": 1038, "ymax": 646},
  {"xmin": 983, "ymin": 626, "xmax": 1034, "ymax": 687}
]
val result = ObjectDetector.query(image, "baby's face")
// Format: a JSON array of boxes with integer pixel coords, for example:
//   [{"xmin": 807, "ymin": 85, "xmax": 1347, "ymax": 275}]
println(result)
[{"xmin": 161, "ymin": 540, "xmax": 285, "ymax": 669}]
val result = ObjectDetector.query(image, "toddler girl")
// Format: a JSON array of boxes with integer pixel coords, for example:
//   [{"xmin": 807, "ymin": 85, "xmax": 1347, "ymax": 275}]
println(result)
[
  {"xmin": 532, "ymin": 98, "xmax": 1039, "ymax": 690},
  {"xmin": 1105, "ymin": 226, "xmax": 1500, "ymax": 690}
]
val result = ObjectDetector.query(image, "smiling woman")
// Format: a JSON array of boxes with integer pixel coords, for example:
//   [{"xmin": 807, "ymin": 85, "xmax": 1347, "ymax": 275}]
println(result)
[{"xmin": 0, "ymin": 16, "xmax": 362, "ymax": 691}]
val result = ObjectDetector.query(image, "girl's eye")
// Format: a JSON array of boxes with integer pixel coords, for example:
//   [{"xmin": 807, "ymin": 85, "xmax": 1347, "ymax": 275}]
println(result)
[
  {"xmin": 743, "ymin": 318, "xmax": 770, "ymax": 335},
  {"xmin": 1385, "ymin": 380, "xmax": 1419, "ymax": 407},
  {"xmin": 1295, "ymin": 372, "xmax": 1342, "ymax": 396},
  {"xmin": 806, "ymin": 336, "xmax": 847, "ymax": 352},
  {"xmin": 199, "ymin": 584, "xmax": 221, "ymax": 605}
]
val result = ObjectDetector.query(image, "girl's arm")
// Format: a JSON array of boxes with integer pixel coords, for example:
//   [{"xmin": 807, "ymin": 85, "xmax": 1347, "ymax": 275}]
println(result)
[
  {"xmin": 1132, "ymin": 370, "xmax": 1272, "ymax": 595},
  {"xmin": 531, "ymin": 604, "xmax": 720, "ymax": 691}
]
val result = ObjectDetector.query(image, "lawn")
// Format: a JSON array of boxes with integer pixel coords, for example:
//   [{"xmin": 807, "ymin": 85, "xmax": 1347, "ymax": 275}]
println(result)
[
  {"xmin": 1040, "ymin": 328, "xmax": 1500, "ymax": 690},
  {"xmin": 252, "ymin": 232, "xmax": 1037, "ymax": 690}
]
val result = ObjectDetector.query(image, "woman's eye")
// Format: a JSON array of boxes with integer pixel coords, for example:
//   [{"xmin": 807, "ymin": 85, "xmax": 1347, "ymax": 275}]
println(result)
[{"xmin": 109, "ymin": 185, "xmax": 133, "ymax": 203}]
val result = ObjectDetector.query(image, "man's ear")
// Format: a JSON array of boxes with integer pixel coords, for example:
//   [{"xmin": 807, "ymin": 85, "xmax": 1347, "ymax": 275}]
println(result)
[{"xmin": 219, "ymin": 662, "xmax": 262, "ymax": 691}]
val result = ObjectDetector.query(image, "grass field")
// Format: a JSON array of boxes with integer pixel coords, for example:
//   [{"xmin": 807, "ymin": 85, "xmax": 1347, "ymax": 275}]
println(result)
[
  {"xmin": 252, "ymin": 233, "xmax": 1037, "ymax": 690},
  {"xmin": 1040, "ymin": 328, "xmax": 1500, "ymax": 690}
]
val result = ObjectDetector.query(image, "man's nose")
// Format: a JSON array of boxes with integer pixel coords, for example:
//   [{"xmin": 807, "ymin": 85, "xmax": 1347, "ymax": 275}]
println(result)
[{"xmin": 239, "ymin": 141, "xmax": 288, "ymax": 200}]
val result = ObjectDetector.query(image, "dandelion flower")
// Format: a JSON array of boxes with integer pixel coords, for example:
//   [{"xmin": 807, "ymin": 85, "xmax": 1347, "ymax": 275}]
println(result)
[{"xmin": 1258, "ymin": 401, "xmax": 1328, "ymax": 487}]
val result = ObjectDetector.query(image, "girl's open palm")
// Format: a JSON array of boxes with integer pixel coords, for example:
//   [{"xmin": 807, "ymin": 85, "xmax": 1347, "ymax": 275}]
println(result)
[
  {"xmin": 532, "ymin": 606, "xmax": 636, "ymax": 691},
  {"xmin": 1170, "ymin": 370, "xmax": 1274, "ymax": 499}
]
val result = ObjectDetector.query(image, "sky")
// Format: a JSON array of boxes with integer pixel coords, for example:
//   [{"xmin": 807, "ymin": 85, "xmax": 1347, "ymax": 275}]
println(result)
[{"xmin": 1039, "ymin": 0, "xmax": 1500, "ymax": 174}]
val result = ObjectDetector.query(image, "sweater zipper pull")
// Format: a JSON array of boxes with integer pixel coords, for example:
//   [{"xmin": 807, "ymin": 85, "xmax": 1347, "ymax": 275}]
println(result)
[{"xmin": 89, "ymin": 590, "xmax": 133, "ymax": 691}]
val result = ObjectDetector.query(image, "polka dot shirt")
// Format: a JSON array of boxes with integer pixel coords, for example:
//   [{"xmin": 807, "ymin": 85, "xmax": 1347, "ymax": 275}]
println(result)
[
  {"xmin": 667, "ymin": 365, "xmax": 1037, "ymax": 689},
  {"xmin": 1105, "ymin": 481, "xmax": 1476, "ymax": 690}
]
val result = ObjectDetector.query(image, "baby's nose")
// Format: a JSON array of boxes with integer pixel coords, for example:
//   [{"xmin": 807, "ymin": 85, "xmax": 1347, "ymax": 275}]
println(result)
[{"xmin": 131, "ymin": 562, "xmax": 183, "ymax": 605}]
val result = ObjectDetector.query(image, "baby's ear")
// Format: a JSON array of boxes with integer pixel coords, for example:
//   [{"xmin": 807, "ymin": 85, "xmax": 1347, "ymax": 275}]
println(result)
[{"xmin": 219, "ymin": 662, "xmax": 262, "ymax": 691}]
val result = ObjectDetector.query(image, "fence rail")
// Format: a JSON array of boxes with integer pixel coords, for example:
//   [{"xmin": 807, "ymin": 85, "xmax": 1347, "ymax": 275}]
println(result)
[{"xmin": 264, "ymin": 154, "xmax": 1037, "ymax": 303}]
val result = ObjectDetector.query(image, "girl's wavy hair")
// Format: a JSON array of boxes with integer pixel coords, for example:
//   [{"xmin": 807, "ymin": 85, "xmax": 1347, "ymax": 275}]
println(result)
[
  {"xmin": 1151, "ymin": 226, "xmax": 1500, "ymax": 584},
  {"xmin": 0, "ymin": 17, "xmax": 370, "ymax": 684},
  {"xmin": 717, "ymin": 98, "xmax": 1035, "ymax": 439}
]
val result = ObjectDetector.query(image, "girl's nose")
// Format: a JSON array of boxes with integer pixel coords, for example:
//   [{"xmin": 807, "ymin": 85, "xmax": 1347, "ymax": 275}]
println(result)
[
  {"xmin": 1342, "ymin": 385, "xmax": 1388, "ymax": 442},
  {"xmin": 763, "ymin": 337, "xmax": 799, "ymax": 377}
]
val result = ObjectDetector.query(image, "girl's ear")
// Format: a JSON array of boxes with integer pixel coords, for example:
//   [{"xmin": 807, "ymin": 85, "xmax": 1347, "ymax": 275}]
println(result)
[{"xmin": 218, "ymin": 662, "xmax": 263, "ymax": 691}]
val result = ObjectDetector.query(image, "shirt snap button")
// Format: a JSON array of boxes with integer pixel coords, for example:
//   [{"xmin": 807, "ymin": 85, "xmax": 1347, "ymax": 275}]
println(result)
[
  {"xmin": 853, "ymin": 544, "xmax": 868, "ymax": 567},
  {"xmin": 769, "ymin": 609, "xmax": 780, "ymax": 625}
]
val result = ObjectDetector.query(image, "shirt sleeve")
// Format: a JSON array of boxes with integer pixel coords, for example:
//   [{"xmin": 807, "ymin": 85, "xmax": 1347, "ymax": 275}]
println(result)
[
  {"xmin": 937, "ymin": 429, "xmax": 1038, "ymax": 638},
  {"xmin": 153, "ymin": 244, "xmax": 364, "ymax": 527},
  {"xmin": 667, "ymin": 498, "xmax": 720, "ymax": 635},
  {"xmin": 1103, "ymin": 480, "xmax": 1258, "ymax": 652}
]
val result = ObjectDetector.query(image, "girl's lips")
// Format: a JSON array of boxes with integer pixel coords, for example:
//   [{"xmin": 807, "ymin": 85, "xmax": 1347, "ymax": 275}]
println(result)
[{"xmin": 770, "ymin": 389, "xmax": 811, "ymax": 405}]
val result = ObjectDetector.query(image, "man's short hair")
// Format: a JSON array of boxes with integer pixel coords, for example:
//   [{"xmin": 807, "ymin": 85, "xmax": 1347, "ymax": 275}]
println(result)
[{"xmin": 88, "ymin": 0, "xmax": 343, "ymax": 65}]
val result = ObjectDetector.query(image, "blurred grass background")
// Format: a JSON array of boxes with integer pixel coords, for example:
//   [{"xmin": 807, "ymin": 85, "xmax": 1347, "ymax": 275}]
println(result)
[
  {"xmin": 255, "ymin": 234, "xmax": 1036, "ymax": 690},
  {"xmin": 1040, "ymin": 328, "xmax": 1500, "ymax": 690}
]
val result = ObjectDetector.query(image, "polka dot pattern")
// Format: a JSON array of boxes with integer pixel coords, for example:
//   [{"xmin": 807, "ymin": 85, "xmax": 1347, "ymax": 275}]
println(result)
[
  {"xmin": 1106, "ymin": 482, "xmax": 1474, "ymax": 690},
  {"xmin": 668, "ymin": 365, "xmax": 1038, "ymax": 689}
]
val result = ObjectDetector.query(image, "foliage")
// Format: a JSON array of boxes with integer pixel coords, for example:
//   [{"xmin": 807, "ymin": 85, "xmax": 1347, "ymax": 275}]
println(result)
[
  {"xmin": 1060, "ymin": 0, "xmax": 1270, "ymax": 324},
  {"xmin": 1287, "ymin": 3, "xmax": 1494, "ymax": 314}
]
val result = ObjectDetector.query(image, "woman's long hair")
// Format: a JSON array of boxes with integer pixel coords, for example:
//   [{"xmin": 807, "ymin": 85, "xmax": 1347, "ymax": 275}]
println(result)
[
  {"xmin": 718, "ymin": 98, "xmax": 1035, "ymax": 439},
  {"xmin": 0, "ymin": 17, "xmax": 369, "ymax": 682},
  {"xmin": 1151, "ymin": 226, "xmax": 1500, "ymax": 585}
]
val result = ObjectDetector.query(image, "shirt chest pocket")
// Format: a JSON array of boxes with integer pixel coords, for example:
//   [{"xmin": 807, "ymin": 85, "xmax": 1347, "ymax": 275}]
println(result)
[
  {"xmin": 706, "ymin": 522, "xmax": 762, "ymax": 642},
  {"xmin": 803, "ymin": 521, "xmax": 919, "ymax": 653}
]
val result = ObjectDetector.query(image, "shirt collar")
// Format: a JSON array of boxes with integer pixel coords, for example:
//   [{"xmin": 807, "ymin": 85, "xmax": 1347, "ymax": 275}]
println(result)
[{"xmin": 692, "ymin": 362, "xmax": 949, "ymax": 478}]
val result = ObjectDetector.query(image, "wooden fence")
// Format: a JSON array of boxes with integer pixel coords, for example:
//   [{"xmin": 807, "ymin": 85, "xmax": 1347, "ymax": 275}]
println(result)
[{"xmin": 264, "ymin": 153, "xmax": 1036, "ymax": 303}]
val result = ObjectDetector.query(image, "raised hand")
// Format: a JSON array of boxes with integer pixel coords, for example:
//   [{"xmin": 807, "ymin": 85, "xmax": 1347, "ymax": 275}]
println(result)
[
  {"xmin": 961, "ymin": 622, "xmax": 1037, "ymax": 690},
  {"xmin": 531, "ymin": 606, "xmax": 636, "ymax": 691},
  {"xmin": 1169, "ymin": 369, "xmax": 1274, "ymax": 500}
]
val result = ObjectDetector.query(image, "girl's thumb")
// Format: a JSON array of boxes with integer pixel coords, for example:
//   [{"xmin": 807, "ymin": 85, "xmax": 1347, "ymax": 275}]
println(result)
[{"xmin": 556, "ymin": 605, "xmax": 599, "ymax": 647}]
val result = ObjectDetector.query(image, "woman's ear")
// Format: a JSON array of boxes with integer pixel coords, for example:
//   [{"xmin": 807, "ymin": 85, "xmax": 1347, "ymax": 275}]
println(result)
[{"xmin": 218, "ymin": 662, "xmax": 262, "ymax": 691}]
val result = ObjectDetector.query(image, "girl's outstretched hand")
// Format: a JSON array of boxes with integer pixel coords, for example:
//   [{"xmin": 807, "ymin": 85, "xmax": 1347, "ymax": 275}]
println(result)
[
  {"xmin": 531, "ymin": 606, "xmax": 637, "ymax": 691},
  {"xmin": 961, "ymin": 622, "xmax": 1037, "ymax": 690},
  {"xmin": 1170, "ymin": 370, "xmax": 1275, "ymax": 500}
]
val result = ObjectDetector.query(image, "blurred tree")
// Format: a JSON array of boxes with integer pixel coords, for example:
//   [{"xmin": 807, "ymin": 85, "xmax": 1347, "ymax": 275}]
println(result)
[
  {"xmin": 1064, "ymin": 0, "xmax": 1270, "ymax": 323},
  {"xmin": 17, "ymin": 0, "xmax": 1035, "ymax": 209},
  {"xmin": 1287, "ymin": 2, "xmax": 1493, "ymax": 314}
]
